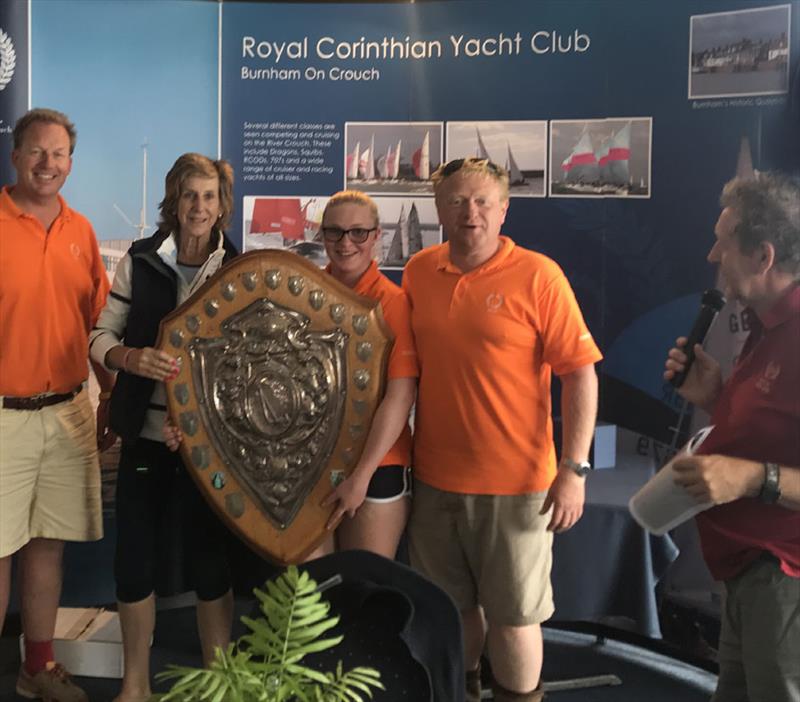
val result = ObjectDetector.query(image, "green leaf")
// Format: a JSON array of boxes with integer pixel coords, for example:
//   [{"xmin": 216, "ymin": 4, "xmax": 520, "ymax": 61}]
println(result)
[
  {"xmin": 210, "ymin": 681, "xmax": 229, "ymax": 702},
  {"xmin": 284, "ymin": 663, "xmax": 330, "ymax": 684},
  {"xmin": 292, "ymin": 618, "xmax": 340, "ymax": 639},
  {"xmin": 157, "ymin": 567, "xmax": 382, "ymax": 702},
  {"xmin": 283, "ymin": 635, "xmax": 345, "ymax": 660},
  {"xmin": 197, "ymin": 673, "xmax": 222, "ymax": 700}
]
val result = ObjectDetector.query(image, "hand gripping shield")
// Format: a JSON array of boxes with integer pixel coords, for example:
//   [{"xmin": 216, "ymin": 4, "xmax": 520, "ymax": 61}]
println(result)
[{"xmin": 157, "ymin": 250, "xmax": 392, "ymax": 564}]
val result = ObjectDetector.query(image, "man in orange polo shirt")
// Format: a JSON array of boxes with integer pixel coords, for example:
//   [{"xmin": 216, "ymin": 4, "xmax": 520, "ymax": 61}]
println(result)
[
  {"xmin": 0, "ymin": 109, "xmax": 110, "ymax": 702},
  {"xmin": 402, "ymin": 158, "xmax": 602, "ymax": 702}
]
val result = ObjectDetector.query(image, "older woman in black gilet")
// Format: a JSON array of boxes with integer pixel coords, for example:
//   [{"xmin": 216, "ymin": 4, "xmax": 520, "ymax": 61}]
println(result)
[{"xmin": 90, "ymin": 153, "xmax": 238, "ymax": 702}]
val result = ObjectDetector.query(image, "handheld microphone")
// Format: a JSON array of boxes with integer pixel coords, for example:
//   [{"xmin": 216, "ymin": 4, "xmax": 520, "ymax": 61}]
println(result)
[{"xmin": 670, "ymin": 288, "xmax": 726, "ymax": 388}]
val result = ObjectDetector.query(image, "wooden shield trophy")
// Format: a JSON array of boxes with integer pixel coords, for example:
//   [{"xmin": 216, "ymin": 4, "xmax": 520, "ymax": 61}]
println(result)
[{"xmin": 156, "ymin": 250, "xmax": 392, "ymax": 564}]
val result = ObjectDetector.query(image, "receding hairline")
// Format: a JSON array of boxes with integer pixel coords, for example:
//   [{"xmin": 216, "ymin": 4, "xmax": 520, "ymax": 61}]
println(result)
[
  {"xmin": 15, "ymin": 121, "xmax": 73, "ymax": 153},
  {"xmin": 13, "ymin": 109, "xmax": 77, "ymax": 154}
]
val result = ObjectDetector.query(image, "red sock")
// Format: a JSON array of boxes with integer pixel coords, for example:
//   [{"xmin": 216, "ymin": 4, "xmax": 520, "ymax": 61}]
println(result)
[{"xmin": 24, "ymin": 638, "xmax": 54, "ymax": 676}]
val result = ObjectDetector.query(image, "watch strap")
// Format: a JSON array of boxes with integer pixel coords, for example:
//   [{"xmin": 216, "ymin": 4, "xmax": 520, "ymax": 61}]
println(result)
[
  {"xmin": 759, "ymin": 462, "xmax": 781, "ymax": 504},
  {"xmin": 560, "ymin": 458, "xmax": 592, "ymax": 477}
]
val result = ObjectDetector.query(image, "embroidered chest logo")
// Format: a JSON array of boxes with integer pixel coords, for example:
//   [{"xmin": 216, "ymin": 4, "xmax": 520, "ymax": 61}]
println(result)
[
  {"xmin": 485, "ymin": 293, "xmax": 504, "ymax": 313},
  {"xmin": 70, "ymin": 242, "xmax": 81, "ymax": 258},
  {"xmin": 755, "ymin": 362, "xmax": 781, "ymax": 394}
]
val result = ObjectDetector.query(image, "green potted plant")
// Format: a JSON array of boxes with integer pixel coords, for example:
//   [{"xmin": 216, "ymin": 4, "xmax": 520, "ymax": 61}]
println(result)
[{"xmin": 155, "ymin": 566, "xmax": 383, "ymax": 702}]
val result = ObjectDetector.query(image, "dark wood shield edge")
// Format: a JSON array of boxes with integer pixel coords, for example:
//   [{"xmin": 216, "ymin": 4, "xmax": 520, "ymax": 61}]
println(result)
[{"xmin": 155, "ymin": 249, "xmax": 393, "ymax": 565}]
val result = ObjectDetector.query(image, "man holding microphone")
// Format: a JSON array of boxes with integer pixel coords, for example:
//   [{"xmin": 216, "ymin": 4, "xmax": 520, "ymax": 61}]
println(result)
[{"xmin": 664, "ymin": 173, "xmax": 800, "ymax": 701}]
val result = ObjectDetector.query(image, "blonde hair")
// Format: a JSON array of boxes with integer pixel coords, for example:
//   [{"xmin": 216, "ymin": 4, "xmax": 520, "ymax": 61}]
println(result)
[
  {"xmin": 322, "ymin": 190, "xmax": 380, "ymax": 228},
  {"xmin": 158, "ymin": 153, "xmax": 234, "ymax": 235},
  {"xmin": 432, "ymin": 157, "xmax": 510, "ymax": 200}
]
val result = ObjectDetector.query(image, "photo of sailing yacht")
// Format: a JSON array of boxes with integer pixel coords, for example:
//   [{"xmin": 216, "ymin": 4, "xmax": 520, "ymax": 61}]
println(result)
[
  {"xmin": 242, "ymin": 195, "xmax": 329, "ymax": 265},
  {"xmin": 344, "ymin": 122, "xmax": 443, "ymax": 195},
  {"xmin": 373, "ymin": 197, "xmax": 442, "ymax": 270},
  {"xmin": 446, "ymin": 121, "xmax": 547, "ymax": 197},
  {"xmin": 549, "ymin": 118, "xmax": 652, "ymax": 198}
]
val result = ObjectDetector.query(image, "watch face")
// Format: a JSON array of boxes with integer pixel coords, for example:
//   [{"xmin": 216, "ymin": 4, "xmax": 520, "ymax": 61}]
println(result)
[
  {"xmin": 575, "ymin": 463, "xmax": 592, "ymax": 477},
  {"xmin": 562, "ymin": 458, "xmax": 592, "ymax": 476},
  {"xmin": 760, "ymin": 462, "xmax": 781, "ymax": 504}
]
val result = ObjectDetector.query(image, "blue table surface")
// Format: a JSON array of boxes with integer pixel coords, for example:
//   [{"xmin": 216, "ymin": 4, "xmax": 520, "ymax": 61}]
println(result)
[{"xmin": 552, "ymin": 466, "xmax": 680, "ymax": 638}]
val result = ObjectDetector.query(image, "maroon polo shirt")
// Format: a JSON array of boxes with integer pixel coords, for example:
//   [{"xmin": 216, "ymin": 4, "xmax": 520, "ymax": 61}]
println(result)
[{"xmin": 696, "ymin": 284, "xmax": 800, "ymax": 581}]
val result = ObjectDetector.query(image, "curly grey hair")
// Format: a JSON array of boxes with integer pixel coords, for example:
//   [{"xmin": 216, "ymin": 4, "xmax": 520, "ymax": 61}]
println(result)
[{"xmin": 720, "ymin": 172, "xmax": 800, "ymax": 278}]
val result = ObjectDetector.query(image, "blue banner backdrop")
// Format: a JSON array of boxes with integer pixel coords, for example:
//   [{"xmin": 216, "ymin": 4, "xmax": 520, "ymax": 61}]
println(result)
[
  {"xmin": 221, "ymin": 0, "xmax": 800, "ymax": 441},
  {"xmin": 0, "ymin": 0, "xmax": 29, "ymax": 184}
]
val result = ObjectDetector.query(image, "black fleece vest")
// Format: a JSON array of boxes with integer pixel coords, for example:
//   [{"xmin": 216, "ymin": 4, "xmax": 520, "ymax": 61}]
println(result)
[{"xmin": 109, "ymin": 230, "xmax": 237, "ymax": 443}]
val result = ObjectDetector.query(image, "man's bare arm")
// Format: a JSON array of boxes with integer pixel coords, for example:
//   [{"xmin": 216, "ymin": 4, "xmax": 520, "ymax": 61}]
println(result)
[{"xmin": 673, "ymin": 455, "xmax": 800, "ymax": 511}]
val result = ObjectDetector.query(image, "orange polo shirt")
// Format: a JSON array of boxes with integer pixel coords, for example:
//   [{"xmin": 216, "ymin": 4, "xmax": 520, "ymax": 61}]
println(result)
[
  {"xmin": 0, "ymin": 186, "xmax": 109, "ymax": 396},
  {"xmin": 402, "ymin": 236, "xmax": 602, "ymax": 494},
  {"xmin": 329, "ymin": 261, "xmax": 418, "ymax": 466}
]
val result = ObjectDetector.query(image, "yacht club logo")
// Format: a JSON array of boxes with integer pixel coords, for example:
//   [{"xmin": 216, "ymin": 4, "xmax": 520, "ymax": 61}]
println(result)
[
  {"xmin": 486, "ymin": 292, "xmax": 504, "ymax": 312},
  {"xmin": 755, "ymin": 361, "xmax": 781, "ymax": 394},
  {"xmin": 0, "ymin": 29, "xmax": 16, "ymax": 91}
]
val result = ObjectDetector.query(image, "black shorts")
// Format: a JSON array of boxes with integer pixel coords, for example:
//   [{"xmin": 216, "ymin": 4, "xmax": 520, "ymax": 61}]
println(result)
[
  {"xmin": 365, "ymin": 465, "xmax": 411, "ymax": 503},
  {"xmin": 114, "ymin": 438, "xmax": 232, "ymax": 603}
]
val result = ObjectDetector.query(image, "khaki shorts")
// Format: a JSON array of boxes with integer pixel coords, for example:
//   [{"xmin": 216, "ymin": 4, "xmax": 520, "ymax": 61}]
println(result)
[
  {"xmin": 408, "ymin": 479, "xmax": 554, "ymax": 626},
  {"xmin": 0, "ymin": 388, "xmax": 102, "ymax": 558}
]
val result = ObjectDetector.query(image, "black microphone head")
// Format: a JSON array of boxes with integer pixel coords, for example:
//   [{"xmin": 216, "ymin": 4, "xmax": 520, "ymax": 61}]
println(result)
[
  {"xmin": 701, "ymin": 288, "xmax": 726, "ymax": 311},
  {"xmin": 670, "ymin": 288, "xmax": 726, "ymax": 389}
]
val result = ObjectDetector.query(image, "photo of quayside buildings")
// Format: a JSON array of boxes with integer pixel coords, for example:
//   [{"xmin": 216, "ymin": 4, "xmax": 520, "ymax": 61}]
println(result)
[
  {"xmin": 692, "ymin": 33, "xmax": 789, "ymax": 76},
  {"xmin": 551, "ymin": 119, "xmax": 651, "ymax": 198},
  {"xmin": 345, "ymin": 123, "xmax": 443, "ymax": 195},
  {"xmin": 689, "ymin": 5, "xmax": 790, "ymax": 98}
]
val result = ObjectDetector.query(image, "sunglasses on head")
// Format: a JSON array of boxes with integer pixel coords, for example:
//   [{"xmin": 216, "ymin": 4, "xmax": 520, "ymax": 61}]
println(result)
[
  {"xmin": 320, "ymin": 226, "xmax": 376, "ymax": 243},
  {"xmin": 440, "ymin": 158, "xmax": 503, "ymax": 177}
]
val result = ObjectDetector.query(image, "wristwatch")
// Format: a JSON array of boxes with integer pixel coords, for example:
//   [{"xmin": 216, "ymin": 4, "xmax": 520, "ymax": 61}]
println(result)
[
  {"xmin": 560, "ymin": 458, "xmax": 593, "ymax": 478},
  {"xmin": 759, "ymin": 462, "xmax": 781, "ymax": 504}
]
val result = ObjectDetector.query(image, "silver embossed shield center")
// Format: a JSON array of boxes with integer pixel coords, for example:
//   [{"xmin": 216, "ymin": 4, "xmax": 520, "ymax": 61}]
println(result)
[{"xmin": 187, "ymin": 298, "xmax": 348, "ymax": 529}]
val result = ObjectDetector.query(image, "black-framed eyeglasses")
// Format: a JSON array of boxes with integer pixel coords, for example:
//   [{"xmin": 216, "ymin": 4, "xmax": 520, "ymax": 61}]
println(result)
[
  {"xmin": 320, "ymin": 226, "xmax": 376, "ymax": 243},
  {"xmin": 440, "ymin": 157, "xmax": 504, "ymax": 177}
]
